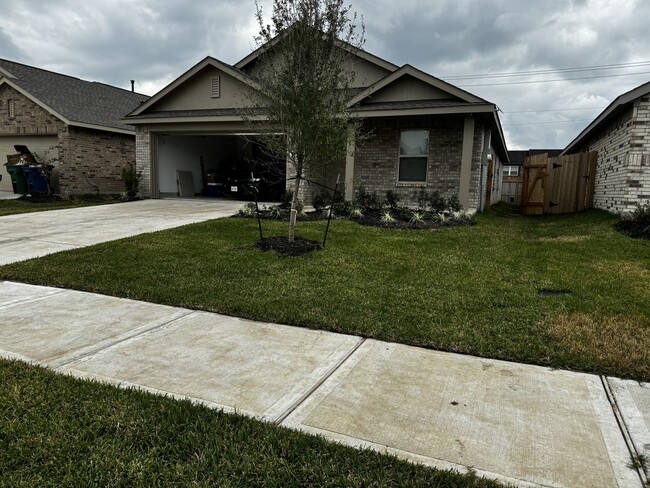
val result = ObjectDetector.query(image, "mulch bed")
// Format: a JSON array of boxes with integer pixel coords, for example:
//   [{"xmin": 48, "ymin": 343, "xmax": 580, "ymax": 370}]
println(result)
[
  {"xmin": 353, "ymin": 209, "xmax": 476, "ymax": 230},
  {"xmin": 256, "ymin": 236, "xmax": 322, "ymax": 257},
  {"xmin": 614, "ymin": 219, "xmax": 650, "ymax": 240},
  {"xmin": 17, "ymin": 194, "xmax": 64, "ymax": 203}
]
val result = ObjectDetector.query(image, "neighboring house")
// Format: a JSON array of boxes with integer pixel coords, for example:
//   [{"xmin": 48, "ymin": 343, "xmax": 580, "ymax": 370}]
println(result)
[
  {"xmin": 0, "ymin": 59, "xmax": 149, "ymax": 194},
  {"xmin": 503, "ymin": 149, "xmax": 561, "ymax": 204},
  {"xmin": 125, "ymin": 38, "xmax": 509, "ymax": 211},
  {"xmin": 562, "ymin": 80, "xmax": 650, "ymax": 214}
]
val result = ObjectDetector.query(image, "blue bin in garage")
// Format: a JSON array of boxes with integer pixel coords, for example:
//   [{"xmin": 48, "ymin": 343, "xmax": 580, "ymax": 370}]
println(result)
[{"xmin": 21, "ymin": 166, "xmax": 48, "ymax": 194}]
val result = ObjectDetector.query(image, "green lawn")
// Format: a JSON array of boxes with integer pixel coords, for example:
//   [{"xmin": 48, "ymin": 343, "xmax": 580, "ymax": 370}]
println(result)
[
  {"xmin": 1, "ymin": 204, "xmax": 648, "ymax": 380},
  {"xmin": 0, "ymin": 194, "xmax": 124, "ymax": 216},
  {"xmin": 0, "ymin": 359, "xmax": 500, "ymax": 487}
]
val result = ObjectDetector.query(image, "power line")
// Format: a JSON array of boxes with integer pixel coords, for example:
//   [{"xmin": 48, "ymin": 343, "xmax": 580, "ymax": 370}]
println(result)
[
  {"xmin": 458, "ymin": 70, "xmax": 650, "ymax": 87},
  {"xmin": 506, "ymin": 119, "xmax": 594, "ymax": 126},
  {"xmin": 503, "ymin": 106, "xmax": 607, "ymax": 114},
  {"xmin": 444, "ymin": 60, "xmax": 650, "ymax": 80}
]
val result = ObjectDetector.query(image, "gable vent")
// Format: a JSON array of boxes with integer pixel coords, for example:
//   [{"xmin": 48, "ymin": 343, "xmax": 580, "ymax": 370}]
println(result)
[{"xmin": 211, "ymin": 76, "xmax": 220, "ymax": 98}]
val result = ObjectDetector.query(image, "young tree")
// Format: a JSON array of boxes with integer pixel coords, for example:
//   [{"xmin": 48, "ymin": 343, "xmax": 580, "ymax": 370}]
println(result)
[{"xmin": 249, "ymin": 0, "xmax": 365, "ymax": 242}]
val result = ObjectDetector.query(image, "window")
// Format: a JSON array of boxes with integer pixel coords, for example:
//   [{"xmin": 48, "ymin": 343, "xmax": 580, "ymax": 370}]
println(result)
[
  {"xmin": 211, "ymin": 76, "xmax": 220, "ymax": 98},
  {"xmin": 8, "ymin": 99, "xmax": 15, "ymax": 119},
  {"xmin": 398, "ymin": 129, "xmax": 428, "ymax": 182},
  {"xmin": 503, "ymin": 165, "xmax": 519, "ymax": 177}
]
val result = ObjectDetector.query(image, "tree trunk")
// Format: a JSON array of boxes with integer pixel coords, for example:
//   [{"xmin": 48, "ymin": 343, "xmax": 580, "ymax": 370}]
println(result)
[{"xmin": 288, "ymin": 175, "xmax": 301, "ymax": 242}]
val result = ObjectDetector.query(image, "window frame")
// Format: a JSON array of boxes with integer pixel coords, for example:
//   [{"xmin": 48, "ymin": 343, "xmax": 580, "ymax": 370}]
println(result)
[
  {"xmin": 503, "ymin": 165, "xmax": 520, "ymax": 177},
  {"xmin": 397, "ymin": 129, "xmax": 429, "ymax": 183}
]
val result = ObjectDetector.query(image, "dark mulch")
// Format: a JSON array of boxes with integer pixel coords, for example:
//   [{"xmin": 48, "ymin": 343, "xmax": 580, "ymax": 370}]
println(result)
[
  {"xmin": 17, "ymin": 194, "xmax": 64, "ymax": 203},
  {"xmin": 615, "ymin": 219, "xmax": 650, "ymax": 240},
  {"xmin": 256, "ymin": 236, "xmax": 323, "ymax": 257},
  {"xmin": 354, "ymin": 209, "xmax": 476, "ymax": 229},
  {"xmin": 236, "ymin": 209, "xmax": 476, "ymax": 230}
]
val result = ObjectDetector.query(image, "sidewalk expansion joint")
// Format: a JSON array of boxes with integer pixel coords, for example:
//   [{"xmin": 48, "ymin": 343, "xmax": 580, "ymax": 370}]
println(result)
[
  {"xmin": 0, "ymin": 286, "xmax": 67, "ymax": 309},
  {"xmin": 53, "ymin": 310, "xmax": 197, "ymax": 371},
  {"xmin": 600, "ymin": 375, "xmax": 649, "ymax": 486},
  {"xmin": 273, "ymin": 337, "xmax": 367, "ymax": 426}
]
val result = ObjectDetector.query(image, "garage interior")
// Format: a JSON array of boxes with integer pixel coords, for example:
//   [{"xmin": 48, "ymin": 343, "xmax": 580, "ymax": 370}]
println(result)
[{"xmin": 157, "ymin": 134, "xmax": 286, "ymax": 201}]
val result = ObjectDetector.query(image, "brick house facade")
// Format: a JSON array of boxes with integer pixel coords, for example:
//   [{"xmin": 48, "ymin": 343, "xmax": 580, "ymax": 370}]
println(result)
[
  {"xmin": 1, "ymin": 58, "xmax": 148, "ymax": 195},
  {"xmin": 562, "ymin": 81, "xmax": 650, "ymax": 214},
  {"xmin": 126, "ymin": 43, "xmax": 508, "ymax": 210}
]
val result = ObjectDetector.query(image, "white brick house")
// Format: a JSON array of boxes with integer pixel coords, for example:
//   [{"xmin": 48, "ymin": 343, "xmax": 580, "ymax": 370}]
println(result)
[{"xmin": 562, "ymin": 81, "xmax": 650, "ymax": 214}]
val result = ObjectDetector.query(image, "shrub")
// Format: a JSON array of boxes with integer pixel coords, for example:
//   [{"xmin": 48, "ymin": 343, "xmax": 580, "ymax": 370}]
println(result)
[
  {"xmin": 397, "ymin": 206, "xmax": 413, "ymax": 221},
  {"xmin": 122, "ymin": 162, "xmax": 142, "ymax": 198},
  {"xmin": 630, "ymin": 201, "xmax": 650, "ymax": 224},
  {"xmin": 267, "ymin": 205, "xmax": 284, "ymax": 220},
  {"xmin": 238, "ymin": 202, "xmax": 257, "ymax": 216},
  {"xmin": 447, "ymin": 193, "xmax": 462, "ymax": 212},
  {"xmin": 409, "ymin": 211, "xmax": 426, "ymax": 226},
  {"xmin": 332, "ymin": 200, "xmax": 353, "ymax": 217},
  {"xmin": 384, "ymin": 190, "xmax": 399, "ymax": 211},
  {"xmin": 355, "ymin": 184, "xmax": 380, "ymax": 211},
  {"xmin": 312, "ymin": 192, "xmax": 330, "ymax": 212},
  {"xmin": 416, "ymin": 189, "xmax": 429, "ymax": 211},
  {"xmin": 428, "ymin": 191, "xmax": 446, "ymax": 213}
]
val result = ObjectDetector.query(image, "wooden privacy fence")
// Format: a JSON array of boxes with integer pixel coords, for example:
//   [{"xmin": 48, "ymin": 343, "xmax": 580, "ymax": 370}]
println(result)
[{"xmin": 520, "ymin": 152, "xmax": 597, "ymax": 215}]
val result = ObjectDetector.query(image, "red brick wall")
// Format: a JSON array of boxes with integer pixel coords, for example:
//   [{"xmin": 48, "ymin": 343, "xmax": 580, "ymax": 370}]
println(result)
[{"xmin": 59, "ymin": 127, "xmax": 136, "ymax": 195}]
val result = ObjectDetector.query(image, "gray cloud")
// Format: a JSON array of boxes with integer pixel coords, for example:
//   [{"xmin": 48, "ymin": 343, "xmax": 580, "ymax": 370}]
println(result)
[{"xmin": 2, "ymin": 0, "xmax": 649, "ymax": 149}]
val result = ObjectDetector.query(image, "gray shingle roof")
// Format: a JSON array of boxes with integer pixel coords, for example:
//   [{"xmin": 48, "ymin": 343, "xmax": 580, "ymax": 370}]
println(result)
[{"xmin": 0, "ymin": 58, "xmax": 149, "ymax": 132}]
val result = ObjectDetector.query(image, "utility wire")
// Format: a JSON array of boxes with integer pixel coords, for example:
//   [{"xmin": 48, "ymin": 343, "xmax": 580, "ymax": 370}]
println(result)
[
  {"xmin": 507, "ymin": 119, "xmax": 594, "ymax": 126},
  {"xmin": 458, "ymin": 70, "xmax": 650, "ymax": 87},
  {"xmin": 503, "ymin": 106, "xmax": 606, "ymax": 114},
  {"xmin": 444, "ymin": 60, "xmax": 650, "ymax": 80}
]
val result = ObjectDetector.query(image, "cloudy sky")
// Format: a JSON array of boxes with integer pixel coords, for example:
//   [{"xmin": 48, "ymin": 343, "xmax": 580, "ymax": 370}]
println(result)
[{"xmin": 2, "ymin": 0, "xmax": 650, "ymax": 150}]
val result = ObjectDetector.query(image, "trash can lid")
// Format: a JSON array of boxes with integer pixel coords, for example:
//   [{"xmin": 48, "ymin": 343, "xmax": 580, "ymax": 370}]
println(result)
[{"xmin": 14, "ymin": 145, "xmax": 31, "ymax": 155}]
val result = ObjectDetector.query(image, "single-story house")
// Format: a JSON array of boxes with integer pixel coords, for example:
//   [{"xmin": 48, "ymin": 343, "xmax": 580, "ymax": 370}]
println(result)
[
  {"xmin": 502, "ymin": 149, "xmax": 561, "ymax": 204},
  {"xmin": 562, "ymin": 80, "xmax": 650, "ymax": 214},
  {"xmin": 0, "ymin": 58, "xmax": 149, "ymax": 194},
  {"xmin": 125, "ymin": 37, "xmax": 509, "ymax": 211}
]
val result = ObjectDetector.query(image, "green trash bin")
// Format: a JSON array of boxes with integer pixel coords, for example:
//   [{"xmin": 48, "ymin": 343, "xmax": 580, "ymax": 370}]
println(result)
[{"xmin": 5, "ymin": 165, "xmax": 28, "ymax": 194}]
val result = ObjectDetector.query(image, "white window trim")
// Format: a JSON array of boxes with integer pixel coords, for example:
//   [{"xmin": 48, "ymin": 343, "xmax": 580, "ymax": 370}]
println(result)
[{"xmin": 397, "ymin": 129, "xmax": 429, "ymax": 183}]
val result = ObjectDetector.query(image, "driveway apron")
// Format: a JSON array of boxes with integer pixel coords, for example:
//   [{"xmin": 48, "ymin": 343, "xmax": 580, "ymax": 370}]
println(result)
[{"xmin": 0, "ymin": 198, "xmax": 242, "ymax": 265}]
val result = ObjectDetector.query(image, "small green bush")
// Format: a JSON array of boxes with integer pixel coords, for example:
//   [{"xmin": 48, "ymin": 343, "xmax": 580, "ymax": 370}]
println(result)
[
  {"xmin": 121, "ymin": 162, "xmax": 142, "ymax": 198},
  {"xmin": 428, "ymin": 191, "xmax": 446, "ymax": 213},
  {"xmin": 312, "ymin": 192, "xmax": 330, "ymax": 212},
  {"xmin": 384, "ymin": 190, "xmax": 399, "ymax": 211},
  {"xmin": 448, "ymin": 193, "xmax": 462, "ymax": 212},
  {"xmin": 355, "ymin": 184, "xmax": 380, "ymax": 211}
]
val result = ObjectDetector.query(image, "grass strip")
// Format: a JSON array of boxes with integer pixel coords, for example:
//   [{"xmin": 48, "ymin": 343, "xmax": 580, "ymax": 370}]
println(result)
[
  {"xmin": 0, "ymin": 194, "xmax": 124, "ymax": 216},
  {"xmin": 0, "ymin": 359, "xmax": 503, "ymax": 487}
]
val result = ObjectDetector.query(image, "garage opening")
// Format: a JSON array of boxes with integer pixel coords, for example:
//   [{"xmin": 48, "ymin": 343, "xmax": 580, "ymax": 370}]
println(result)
[{"xmin": 157, "ymin": 134, "xmax": 286, "ymax": 201}]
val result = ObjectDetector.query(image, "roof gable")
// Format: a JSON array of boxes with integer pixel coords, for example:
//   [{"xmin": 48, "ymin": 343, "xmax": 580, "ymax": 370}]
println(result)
[
  {"xmin": 235, "ymin": 29, "xmax": 398, "ymax": 76},
  {"xmin": 0, "ymin": 58, "xmax": 149, "ymax": 134},
  {"xmin": 128, "ymin": 57, "xmax": 262, "ymax": 117},
  {"xmin": 348, "ymin": 65, "xmax": 487, "ymax": 108}
]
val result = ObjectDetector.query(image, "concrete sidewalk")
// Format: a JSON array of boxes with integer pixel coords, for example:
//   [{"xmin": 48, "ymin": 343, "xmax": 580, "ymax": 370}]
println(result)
[
  {"xmin": 0, "ymin": 198, "xmax": 243, "ymax": 265},
  {"xmin": 1, "ymin": 280, "xmax": 647, "ymax": 488}
]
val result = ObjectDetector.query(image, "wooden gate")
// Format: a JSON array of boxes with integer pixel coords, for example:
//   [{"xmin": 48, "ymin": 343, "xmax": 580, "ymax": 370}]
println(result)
[{"xmin": 520, "ymin": 152, "xmax": 597, "ymax": 215}]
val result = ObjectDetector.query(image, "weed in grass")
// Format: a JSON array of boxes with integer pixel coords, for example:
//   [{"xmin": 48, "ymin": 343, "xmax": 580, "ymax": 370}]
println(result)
[{"xmin": 627, "ymin": 452, "xmax": 649, "ymax": 472}]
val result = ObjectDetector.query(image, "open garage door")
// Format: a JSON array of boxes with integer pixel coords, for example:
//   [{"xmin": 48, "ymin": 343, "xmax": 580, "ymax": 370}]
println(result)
[
  {"xmin": 0, "ymin": 135, "xmax": 58, "ymax": 192},
  {"xmin": 156, "ymin": 134, "xmax": 286, "ymax": 201}
]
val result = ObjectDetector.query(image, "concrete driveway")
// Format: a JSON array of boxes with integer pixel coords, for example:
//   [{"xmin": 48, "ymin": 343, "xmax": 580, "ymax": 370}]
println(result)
[{"xmin": 0, "ymin": 198, "xmax": 243, "ymax": 265}]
